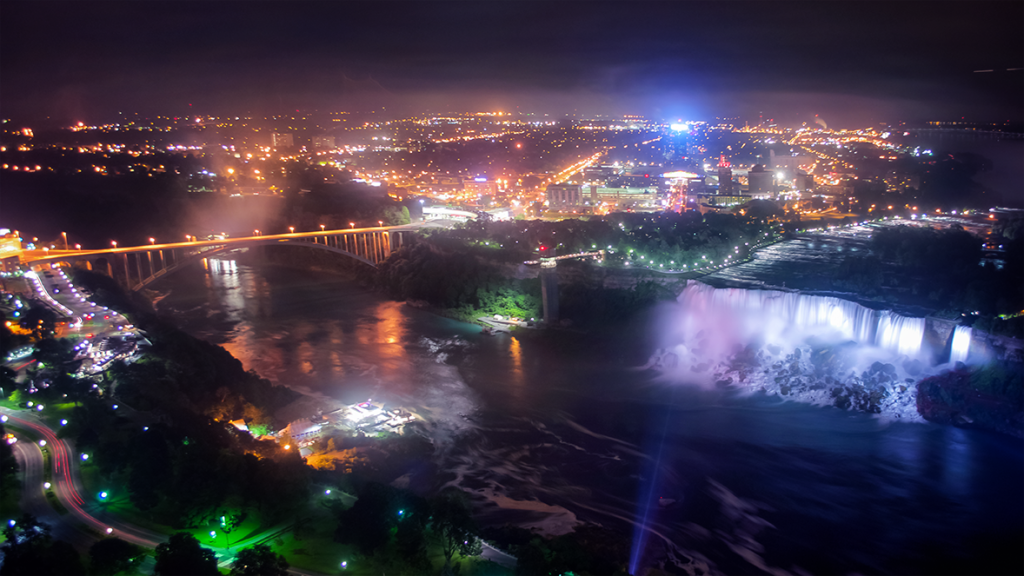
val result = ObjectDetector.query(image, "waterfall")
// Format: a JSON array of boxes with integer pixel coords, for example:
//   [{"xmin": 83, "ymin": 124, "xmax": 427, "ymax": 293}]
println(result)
[
  {"xmin": 678, "ymin": 281, "xmax": 927, "ymax": 357},
  {"xmin": 875, "ymin": 311, "xmax": 926, "ymax": 357},
  {"xmin": 950, "ymin": 326, "xmax": 972, "ymax": 364}
]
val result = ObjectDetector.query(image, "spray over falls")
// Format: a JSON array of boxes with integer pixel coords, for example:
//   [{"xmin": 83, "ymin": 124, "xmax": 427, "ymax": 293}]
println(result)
[{"xmin": 642, "ymin": 281, "xmax": 981, "ymax": 420}]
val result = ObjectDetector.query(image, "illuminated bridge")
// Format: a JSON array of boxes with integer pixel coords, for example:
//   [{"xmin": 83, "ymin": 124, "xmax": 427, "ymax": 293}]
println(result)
[{"xmin": 21, "ymin": 227, "xmax": 413, "ymax": 291}]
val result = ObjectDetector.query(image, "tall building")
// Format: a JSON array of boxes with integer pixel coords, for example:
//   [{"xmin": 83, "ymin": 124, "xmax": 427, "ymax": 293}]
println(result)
[
  {"xmin": 748, "ymin": 164, "xmax": 773, "ymax": 198},
  {"xmin": 272, "ymin": 132, "xmax": 294, "ymax": 149},
  {"xmin": 546, "ymin": 183, "xmax": 582, "ymax": 209},
  {"xmin": 795, "ymin": 172, "xmax": 815, "ymax": 192},
  {"xmin": 717, "ymin": 155, "xmax": 734, "ymax": 195}
]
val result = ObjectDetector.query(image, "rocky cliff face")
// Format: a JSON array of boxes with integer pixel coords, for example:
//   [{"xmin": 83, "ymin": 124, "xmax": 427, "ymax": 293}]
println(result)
[
  {"xmin": 512, "ymin": 260, "xmax": 690, "ymax": 292},
  {"xmin": 917, "ymin": 368, "xmax": 1024, "ymax": 438}
]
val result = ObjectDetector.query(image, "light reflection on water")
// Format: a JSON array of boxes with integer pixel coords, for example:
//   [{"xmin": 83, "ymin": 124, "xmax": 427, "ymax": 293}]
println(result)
[{"xmin": 154, "ymin": 260, "xmax": 1023, "ymax": 575}]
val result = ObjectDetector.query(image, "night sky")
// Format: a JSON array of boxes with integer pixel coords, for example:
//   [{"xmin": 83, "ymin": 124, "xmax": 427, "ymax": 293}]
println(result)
[{"xmin": 2, "ymin": 1, "xmax": 1021, "ymax": 125}]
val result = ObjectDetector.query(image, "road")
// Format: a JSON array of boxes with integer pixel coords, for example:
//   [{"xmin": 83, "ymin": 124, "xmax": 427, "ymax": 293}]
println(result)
[
  {"xmin": 5, "ymin": 235, "xmax": 512, "ymax": 575},
  {"xmin": 3, "ymin": 408, "xmax": 323, "ymax": 573}
]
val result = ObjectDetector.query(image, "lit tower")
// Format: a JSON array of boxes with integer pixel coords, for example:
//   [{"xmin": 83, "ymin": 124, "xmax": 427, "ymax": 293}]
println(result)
[{"xmin": 717, "ymin": 155, "xmax": 734, "ymax": 195}]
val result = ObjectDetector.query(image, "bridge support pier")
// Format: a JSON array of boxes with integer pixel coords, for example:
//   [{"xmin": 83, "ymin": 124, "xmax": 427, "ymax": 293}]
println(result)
[{"xmin": 540, "ymin": 260, "xmax": 559, "ymax": 325}]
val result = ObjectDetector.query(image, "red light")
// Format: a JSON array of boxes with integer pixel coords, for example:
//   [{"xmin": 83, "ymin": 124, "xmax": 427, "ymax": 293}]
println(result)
[
  {"xmin": 644, "ymin": 174, "xmax": 649, "ymax": 178},
  {"xmin": 539, "ymin": 246, "xmax": 547, "ymax": 251}
]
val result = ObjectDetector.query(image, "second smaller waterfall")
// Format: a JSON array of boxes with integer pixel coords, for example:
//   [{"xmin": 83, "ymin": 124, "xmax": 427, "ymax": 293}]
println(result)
[{"xmin": 950, "ymin": 326, "xmax": 973, "ymax": 364}]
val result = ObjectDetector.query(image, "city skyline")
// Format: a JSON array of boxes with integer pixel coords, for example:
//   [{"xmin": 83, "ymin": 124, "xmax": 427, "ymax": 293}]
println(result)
[{"xmin": 2, "ymin": 1, "xmax": 1022, "ymax": 126}]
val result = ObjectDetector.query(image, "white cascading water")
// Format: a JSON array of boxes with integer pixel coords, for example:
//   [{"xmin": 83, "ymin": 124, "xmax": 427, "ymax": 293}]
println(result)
[
  {"xmin": 950, "ymin": 326, "xmax": 972, "ymax": 364},
  {"xmin": 678, "ymin": 281, "xmax": 926, "ymax": 357},
  {"xmin": 875, "ymin": 311, "xmax": 927, "ymax": 357}
]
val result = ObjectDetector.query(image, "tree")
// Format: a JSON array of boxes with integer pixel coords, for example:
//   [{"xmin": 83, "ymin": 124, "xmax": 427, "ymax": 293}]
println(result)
[
  {"xmin": 334, "ymin": 483, "xmax": 398, "ymax": 555},
  {"xmin": 0, "ymin": 423, "xmax": 18, "ymax": 488},
  {"xmin": 89, "ymin": 537, "xmax": 145, "ymax": 575},
  {"xmin": 32, "ymin": 338, "xmax": 76, "ymax": 371},
  {"xmin": 306, "ymin": 452, "xmax": 337, "ymax": 471},
  {"xmin": 154, "ymin": 532, "xmax": 218, "ymax": 576},
  {"xmin": 0, "ymin": 514, "xmax": 84, "ymax": 575},
  {"xmin": 241, "ymin": 402, "xmax": 272, "ymax": 436},
  {"xmin": 430, "ymin": 489, "xmax": 482, "ymax": 569},
  {"xmin": 0, "ymin": 366, "xmax": 16, "ymax": 398},
  {"xmin": 18, "ymin": 305, "xmax": 57, "ymax": 341},
  {"xmin": 229, "ymin": 544, "xmax": 289, "ymax": 576}
]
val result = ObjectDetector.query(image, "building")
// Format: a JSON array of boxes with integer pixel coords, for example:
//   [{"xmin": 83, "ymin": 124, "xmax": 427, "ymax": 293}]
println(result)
[
  {"xmin": 546, "ymin": 183, "xmax": 582, "ymax": 210},
  {"xmin": 717, "ymin": 155, "xmax": 734, "ymax": 195},
  {"xmin": 0, "ymin": 229, "xmax": 21, "ymax": 273},
  {"xmin": 272, "ymin": 132, "xmax": 294, "ymax": 149},
  {"xmin": 312, "ymin": 135, "xmax": 335, "ymax": 149},
  {"xmin": 794, "ymin": 172, "xmax": 815, "ymax": 192},
  {"xmin": 583, "ymin": 165, "xmax": 616, "ymax": 183},
  {"xmin": 464, "ymin": 178, "xmax": 499, "ymax": 198},
  {"xmin": 747, "ymin": 164, "xmax": 773, "ymax": 198}
]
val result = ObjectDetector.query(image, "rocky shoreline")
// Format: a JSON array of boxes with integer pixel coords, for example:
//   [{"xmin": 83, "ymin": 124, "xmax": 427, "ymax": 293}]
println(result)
[
  {"xmin": 651, "ymin": 343, "xmax": 928, "ymax": 423},
  {"xmin": 651, "ymin": 341, "xmax": 1024, "ymax": 437},
  {"xmin": 917, "ymin": 367, "xmax": 1024, "ymax": 438}
]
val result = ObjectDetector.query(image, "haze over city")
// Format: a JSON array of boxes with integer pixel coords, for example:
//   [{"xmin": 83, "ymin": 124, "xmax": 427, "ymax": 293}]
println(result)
[
  {"xmin": 2, "ymin": 1, "xmax": 1022, "ymax": 125},
  {"xmin": 1, "ymin": 2, "xmax": 1022, "ymax": 576}
]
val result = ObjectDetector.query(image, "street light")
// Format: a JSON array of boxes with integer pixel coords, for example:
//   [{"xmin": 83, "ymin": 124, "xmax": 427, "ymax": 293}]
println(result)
[
  {"xmin": 111, "ymin": 241, "xmax": 117, "ymax": 249},
  {"xmin": 289, "ymin": 226, "xmax": 295, "ymax": 234},
  {"xmin": 349, "ymin": 222, "xmax": 355, "ymax": 229},
  {"xmin": 75, "ymin": 244, "xmax": 81, "ymax": 250},
  {"xmin": 254, "ymin": 230, "xmax": 260, "ymax": 236},
  {"xmin": 378, "ymin": 220, "xmax": 383, "ymax": 227},
  {"xmin": 62, "ymin": 231, "xmax": 68, "ymax": 250},
  {"xmin": 320, "ymin": 224, "xmax": 325, "ymax": 231},
  {"xmin": 149, "ymin": 238, "xmax": 155, "ymax": 245}
]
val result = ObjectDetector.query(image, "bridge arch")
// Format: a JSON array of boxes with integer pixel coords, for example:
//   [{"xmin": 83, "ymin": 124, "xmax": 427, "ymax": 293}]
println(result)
[{"xmin": 24, "ymin": 228, "xmax": 410, "ymax": 291}]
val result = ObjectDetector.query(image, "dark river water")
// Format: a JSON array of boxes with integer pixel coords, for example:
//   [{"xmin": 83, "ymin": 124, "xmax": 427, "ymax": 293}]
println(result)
[{"xmin": 153, "ymin": 258, "xmax": 1023, "ymax": 575}]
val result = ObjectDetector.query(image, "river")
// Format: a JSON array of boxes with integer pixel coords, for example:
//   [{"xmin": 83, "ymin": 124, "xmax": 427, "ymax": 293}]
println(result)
[{"xmin": 153, "ymin": 257, "xmax": 1023, "ymax": 575}]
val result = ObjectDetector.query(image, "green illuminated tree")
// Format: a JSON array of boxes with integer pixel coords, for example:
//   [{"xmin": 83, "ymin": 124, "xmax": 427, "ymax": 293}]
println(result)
[
  {"xmin": 229, "ymin": 544, "xmax": 289, "ymax": 576},
  {"xmin": 154, "ymin": 532, "xmax": 218, "ymax": 576}
]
